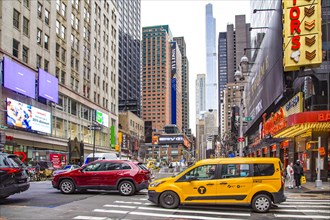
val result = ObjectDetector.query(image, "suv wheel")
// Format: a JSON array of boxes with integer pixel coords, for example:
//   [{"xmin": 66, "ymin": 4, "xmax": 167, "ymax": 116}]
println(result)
[
  {"xmin": 60, "ymin": 179, "xmax": 75, "ymax": 194},
  {"xmin": 159, "ymin": 191, "xmax": 180, "ymax": 209},
  {"xmin": 119, "ymin": 181, "xmax": 135, "ymax": 196},
  {"xmin": 252, "ymin": 194, "xmax": 271, "ymax": 213}
]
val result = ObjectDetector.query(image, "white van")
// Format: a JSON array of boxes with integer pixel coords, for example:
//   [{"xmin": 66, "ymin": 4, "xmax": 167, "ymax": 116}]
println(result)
[{"xmin": 83, "ymin": 153, "xmax": 118, "ymax": 165}]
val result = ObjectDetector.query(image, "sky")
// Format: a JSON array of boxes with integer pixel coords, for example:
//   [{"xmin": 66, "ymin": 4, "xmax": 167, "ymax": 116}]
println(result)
[{"xmin": 141, "ymin": 0, "xmax": 251, "ymax": 135}]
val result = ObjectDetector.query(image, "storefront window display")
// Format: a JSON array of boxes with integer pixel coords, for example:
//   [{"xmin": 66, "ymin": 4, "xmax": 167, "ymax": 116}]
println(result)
[{"xmin": 295, "ymin": 136, "xmax": 310, "ymax": 172}]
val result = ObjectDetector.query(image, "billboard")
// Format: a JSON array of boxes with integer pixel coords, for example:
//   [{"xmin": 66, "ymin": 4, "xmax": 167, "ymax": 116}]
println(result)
[
  {"xmin": 245, "ymin": 1, "xmax": 284, "ymax": 130},
  {"xmin": 158, "ymin": 134, "xmax": 184, "ymax": 145},
  {"xmin": 3, "ymin": 57, "xmax": 36, "ymax": 99},
  {"xmin": 171, "ymin": 78, "xmax": 177, "ymax": 125},
  {"xmin": 96, "ymin": 110, "xmax": 109, "ymax": 127},
  {"xmin": 38, "ymin": 68, "xmax": 59, "ymax": 103},
  {"xmin": 171, "ymin": 42, "xmax": 176, "ymax": 76},
  {"xmin": 283, "ymin": 0, "xmax": 322, "ymax": 71},
  {"xmin": 6, "ymin": 97, "xmax": 51, "ymax": 134}
]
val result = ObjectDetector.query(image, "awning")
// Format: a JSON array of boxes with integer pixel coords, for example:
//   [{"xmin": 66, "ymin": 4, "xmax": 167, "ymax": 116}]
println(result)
[{"xmin": 273, "ymin": 111, "xmax": 330, "ymax": 138}]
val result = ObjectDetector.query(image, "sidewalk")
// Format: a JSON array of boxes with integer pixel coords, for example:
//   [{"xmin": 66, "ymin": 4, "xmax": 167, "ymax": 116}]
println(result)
[{"xmin": 285, "ymin": 180, "xmax": 330, "ymax": 194}]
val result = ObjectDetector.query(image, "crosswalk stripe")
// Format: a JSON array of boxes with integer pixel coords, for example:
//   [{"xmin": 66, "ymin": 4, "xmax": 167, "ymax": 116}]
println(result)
[
  {"xmin": 73, "ymin": 216, "xmax": 111, "ymax": 220},
  {"xmin": 94, "ymin": 209, "xmax": 129, "ymax": 214},
  {"xmin": 278, "ymin": 204, "xmax": 330, "ymax": 208},
  {"xmin": 104, "ymin": 204, "xmax": 136, "ymax": 209},
  {"xmin": 282, "ymin": 202, "xmax": 330, "ymax": 205},
  {"xmin": 273, "ymin": 209, "xmax": 330, "ymax": 214},
  {"xmin": 274, "ymin": 214, "xmax": 330, "ymax": 219},
  {"xmin": 138, "ymin": 206, "xmax": 251, "ymax": 216},
  {"xmin": 285, "ymin": 199, "xmax": 330, "ymax": 202}
]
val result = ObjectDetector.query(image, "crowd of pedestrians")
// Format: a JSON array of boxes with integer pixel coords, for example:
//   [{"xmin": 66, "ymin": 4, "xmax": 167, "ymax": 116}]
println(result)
[{"xmin": 286, "ymin": 160, "xmax": 304, "ymax": 189}]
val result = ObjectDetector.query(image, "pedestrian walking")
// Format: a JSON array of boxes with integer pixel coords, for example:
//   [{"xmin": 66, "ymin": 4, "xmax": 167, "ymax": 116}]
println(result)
[
  {"xmin": 293, "ymin": 160, "xmax": 304, "ymax": 189},
  {"xmin": 286, "ymin": 162, "xmax": 294, "ymax": 189}
]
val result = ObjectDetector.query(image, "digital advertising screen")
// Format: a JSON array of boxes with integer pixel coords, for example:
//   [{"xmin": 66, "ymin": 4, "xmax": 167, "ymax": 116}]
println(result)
[
  {"xmin": 96, "ymin": 110, "xmax": 109, "ymax": 127},
  {"xmin": 6, "ymin": 97, "xmax": 51, "ymax": 134},
  {"xmin": 3, "ymin": 57, "xmax": 36, "ymax": 99},
  {"xmin": 38, "ymin": 68, "xmax": 59, "ymax": 104}
]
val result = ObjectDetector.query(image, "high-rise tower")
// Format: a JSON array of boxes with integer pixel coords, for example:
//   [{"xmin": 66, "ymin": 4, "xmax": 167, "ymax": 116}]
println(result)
[
  {"xmin": 205, "ymin": 4, "xmax": 218, "ymax": 112},
  {"xmin": 116, "ymin": 0, "xmax": 141, "ymax": 117}
]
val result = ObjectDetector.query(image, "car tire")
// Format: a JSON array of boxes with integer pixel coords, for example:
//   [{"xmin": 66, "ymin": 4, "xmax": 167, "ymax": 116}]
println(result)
[
  {"xmin": 252, "ymin": 194, "xmax": 271, "ymax": 213},
  {"xmin": 118, "ymin": 181, "xmax": 135, "ymax": 196},
  {"xmin": 159, "ymin": 191, "xmax": 180, "ymax": 209},
  {"xmin": 59, "ymin": 179, "xmax": 76, "ymax": 194}
]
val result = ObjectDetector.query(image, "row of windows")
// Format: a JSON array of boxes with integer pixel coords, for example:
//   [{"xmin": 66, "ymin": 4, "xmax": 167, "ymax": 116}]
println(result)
[{"xmin": 12, "ymin": 39, "xmax": 29, "ymax": 64}]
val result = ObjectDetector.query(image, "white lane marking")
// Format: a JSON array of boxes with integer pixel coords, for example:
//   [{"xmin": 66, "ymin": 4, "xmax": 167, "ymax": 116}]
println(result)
[
  {"xmin": 129, "ymin": 211, "xmax": 244, "ymax": 220},
  {"xmin": 285, "ymin": 199, "xmax": 330, "ymax": 202},
  {"xmin": 138, "ymin": 206, "xmax": 251, "ymax": 217},
  {"xmin": 282, "ymin": 202, "xmax": 330, "ymax": 205},
  {"xmin": 274, "ymin": 214, "xmax": 330, "ymax": 219},
  {"xmin": 273, "ymin": 209, "xmax": 330, "ymax": 214},
  {"xmin": 73, "ymin": 216, "xmax": 111, "ymax": 220},
  {"xmin": 94, "ymin": 209, "xmax": 129, "ymax": 214},
  {"xmin": 278, "ymin": 204, "xmax": 330, "ymax": 208},
  {"xmin": 114, "ymin": 201, "xmax": 143, "ymax": 205},
  {"xmin": 104, "ymin": 204, "xmax": 136, "ymax": 209}
]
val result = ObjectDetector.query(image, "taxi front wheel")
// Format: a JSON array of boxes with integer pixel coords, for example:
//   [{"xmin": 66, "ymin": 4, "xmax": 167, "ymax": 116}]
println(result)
[
  {"xmin": 159, "ymin": 191, "xmax": 180, "ymax": 209},
  {"xmin": 251, "ymin": 194, "xmax": 271, "ymax": 213}
]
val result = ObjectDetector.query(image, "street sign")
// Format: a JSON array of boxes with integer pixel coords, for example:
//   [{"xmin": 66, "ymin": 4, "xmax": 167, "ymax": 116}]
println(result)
[
  {"xmin": 88, "ymin": 125, "xmax": 102, "ymax": 130},
  {"xmin": 238, "ymin": 137, "xmax": 245, "ymax": 142},
  {"xmin": 244, "ymin": 117, "xmax": 252, "ymax": 122}
]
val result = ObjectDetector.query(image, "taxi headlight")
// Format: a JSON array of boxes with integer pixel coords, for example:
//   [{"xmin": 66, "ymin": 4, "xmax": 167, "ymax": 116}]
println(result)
[{"xmin": 149, "ymin": 181, "xmax": 165, "ymax": 187}]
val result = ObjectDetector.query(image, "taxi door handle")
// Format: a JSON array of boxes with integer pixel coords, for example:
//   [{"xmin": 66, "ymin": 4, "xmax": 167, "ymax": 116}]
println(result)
[
  {"xmin": 220, "ymin": 182, "xmax": 227, "ymax": 185},
  {"xmin": 206, "ymin": 183, "xmax": 214, "ymax": 186}
]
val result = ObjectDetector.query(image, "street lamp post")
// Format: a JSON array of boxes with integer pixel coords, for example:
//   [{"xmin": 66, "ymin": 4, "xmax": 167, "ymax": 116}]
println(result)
[
  {"xmin": 235, "ymin": 55, "xmax": 249, "ymax": 157},
  {"xmin": 88, "ymin": 124, "xmax": 101, "ymax": 160}
]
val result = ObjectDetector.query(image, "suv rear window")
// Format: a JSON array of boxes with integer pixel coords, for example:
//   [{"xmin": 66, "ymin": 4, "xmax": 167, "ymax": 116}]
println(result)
[
  {"xmin": 137, "ymin": 163, "xmax": 148, "ymax": 171},
  {"xmin": 253, "ymin": 164, "xmax": 275, "ymax": 176}
]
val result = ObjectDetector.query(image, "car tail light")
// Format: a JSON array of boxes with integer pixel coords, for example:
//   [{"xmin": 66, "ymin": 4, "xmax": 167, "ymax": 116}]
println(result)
[{"xmin": 1, "ymin": 167, "xmax": 21, "ymax": 174}]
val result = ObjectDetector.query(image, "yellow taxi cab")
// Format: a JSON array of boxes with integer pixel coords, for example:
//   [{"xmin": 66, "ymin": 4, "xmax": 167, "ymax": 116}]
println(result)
[{"xmin": 148, "ymin": 157, "xmax": 286, "ymax": 213}]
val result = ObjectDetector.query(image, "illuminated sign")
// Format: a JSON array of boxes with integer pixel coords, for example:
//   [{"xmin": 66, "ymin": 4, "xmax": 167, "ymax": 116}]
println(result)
[
  {"xmin": 6, "ymin": 97, "xmax": 51, "ymax": 134},
  {"xmin": 262, "ymin": 107, "xmax": 287, "ymax": 137},
  {"xmin": 283, "ymin": 0, "xmax": 322, "ymax": 71},
  {"xmin": 284, "ymin": 92, "xmax": 303, "ymax": 116},
  {"xmin": 171, "ymin": 42, "xmax": 176, "ymax": 76},
  {"xmin": 96, "ymin": 110, "xmax": 109, "ymax": 127}
]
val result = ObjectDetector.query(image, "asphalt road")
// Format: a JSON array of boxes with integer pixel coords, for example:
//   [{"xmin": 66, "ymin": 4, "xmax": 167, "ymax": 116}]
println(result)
[{"xmin": 1, "ymin": 181, "xmax": 329, "ymax": 220}]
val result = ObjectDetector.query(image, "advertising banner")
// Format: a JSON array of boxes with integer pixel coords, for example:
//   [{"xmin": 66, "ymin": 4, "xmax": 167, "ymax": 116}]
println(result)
[
  {"xmin": 171, "ymin": 78, "xmax": 177, "ymax": 124},
  {"xmin": 50, "ymin": 153, "xmax": 66, "ymax": 169},
  {"xmin": 245, "ymin": 1, "xmax": 284, "ymax": 130},
  {"xmin": 6, "ymin": 97, "xmax": 51, "ymax": 134},
  {"xmin": 3, "ymin": 57, "xmax": 36, "ymax": 99},
  {"xmin": 38, "ymin": 68, "xmax": 59, "ymax": 104},
  {"xmin": 96, "ymin": 110, "xmax": 109, "ymax": 127},
  {"xmin": 171, "ymin": 42, "xmax": 176, "ymax": 76},
  {"xmin": 158, "ymin": 134, "xmax": 184, "ymax": 145},
  {"xmin": 283, "ymin": 0, "xmax": 322, "ymax": 71}
]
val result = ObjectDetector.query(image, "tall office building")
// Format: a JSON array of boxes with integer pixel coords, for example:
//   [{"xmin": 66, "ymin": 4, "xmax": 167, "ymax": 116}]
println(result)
[
  {"xmin": 116, "ymin": 0, "xmax": 141, "ymax": 117},
  {"xmin": 205, "ymin": 4, "xmax": 218, "ymax": 112},
  {"xmin": 0, "ymin": 0, "xmax": 119, "ymax": 163},
  {"xmin": 226, "ymin": 15, "xmax": 251, "ymax": 83},
  {"xmin": 218, "ymin": 32, "xmax": 227, "ymax": 137},
  {"xmin": 196, "ymin": 74, "xmax": 206, "ymax": 119},
  {"xmin": 141, "ymin": 25, "xmax": 173, "ymax": 134},
  {"xmin": 173, "ymin": 36, "xmax": 189, "ymax": 133}
]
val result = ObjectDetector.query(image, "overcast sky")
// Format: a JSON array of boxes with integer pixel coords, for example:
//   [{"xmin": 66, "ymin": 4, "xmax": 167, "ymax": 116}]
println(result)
[{"xmin": 141, "ymin": 0, "xmax": 251, "ymax": 135}]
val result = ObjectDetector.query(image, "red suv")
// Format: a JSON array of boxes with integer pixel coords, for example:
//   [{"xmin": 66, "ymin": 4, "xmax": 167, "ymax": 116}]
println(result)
[{"xmin": 52, "ymin": 160, "xmax": 150, "ymax": 196}]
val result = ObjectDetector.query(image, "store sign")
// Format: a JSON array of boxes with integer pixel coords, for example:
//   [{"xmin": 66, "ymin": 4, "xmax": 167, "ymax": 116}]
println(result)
[
  {"xmin": 262, "ymin": 107, "xmax": 287, "ymax": 137},
  {"xmin": 284, "ymin": 92, "xmax": 303, "ymax": 116},
  {"xmin": 96, "ymin": 110, "xmax": 109, "ymax": 127},
  {"xmin": 6, "ymin": 98, "xmax": 51, "ymax": 134},
  {"xmin": 283, "ymin": 0, "xmax": 322, "ymax": 71},
  {"xmin": 158, "ymin": 135, "xmax": 184, "ymax": 145}
]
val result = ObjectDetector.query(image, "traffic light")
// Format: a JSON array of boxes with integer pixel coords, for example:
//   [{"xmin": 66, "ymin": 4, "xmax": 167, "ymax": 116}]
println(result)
[{"xmin": 115, "ymin": 144, "xmax": 119, "ymax": 152}]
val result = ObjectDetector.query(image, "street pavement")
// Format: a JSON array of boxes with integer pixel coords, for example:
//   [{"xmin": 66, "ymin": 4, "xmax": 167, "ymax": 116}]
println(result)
[{"xmin": 285, "ymin": 180, "xmax": 330, "ymax": 194}]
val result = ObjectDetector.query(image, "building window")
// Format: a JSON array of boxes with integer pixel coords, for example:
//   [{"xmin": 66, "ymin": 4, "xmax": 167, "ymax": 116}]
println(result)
[
  {"xmin": 61, "ymin": 48, "xmax": 66, "ymax": 62},
  {"xmin": 36, "ymin": 54, "xmax": 42, "ymax": 68},
  {"xmin": 23, "ymin": 0, "xmax": 29, "ymax": 8},
  {"xmin": 37, "ymin": 29, "xmax": 42, "ymax": 45},
  {"xmin": 61, "ymin": 25, "xmax": 66, "ymax": 39},
  {"xmin": 37, "ymin": 2, "xmax": 42, "ymax": 19},
  {"xmin": 13, "ymin": 9, "xmax": 20, "ymax": 29},
  {"xmin": 44, "ymin": 59, "xmax": 49, "ymax": 72},
  {"xmin": 23, "ymin": 17, "xmax": 29, "ymax": 36},
  {"xmin": 22, "ymin": 46, "xmax": 29, "ymax": 63},
  {"xmin": 56, "ymin": 0, "xmax": 60, "ymax": 12},
  {"xmin": 56, "ymin": 20, "xmax": 60, "ymax": 34},
  {"xmin": 13, "ymin": 39, "xmax": 19, "ymax": 58},
  {"xmin": 56, "ymin": 43, "xmax": 60, "ymax": 58},
  {"xmin": 45, "ymin": 9, "xmax": 49, "ymax": 24},
  {"xmin": 44, "ymin": 34, "xmax": 49, "ymax": 50},
  {"xmin": 61, "ymin": 2, "xmax": 66, "ymax": 17}
]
